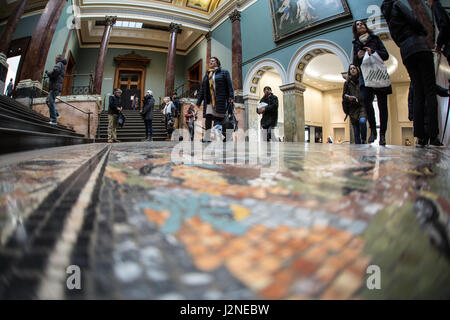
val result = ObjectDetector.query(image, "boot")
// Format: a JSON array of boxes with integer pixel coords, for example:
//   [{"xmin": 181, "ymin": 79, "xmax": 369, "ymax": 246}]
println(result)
[
  {"xmin": 429, "ymin": 137, "xmax": 443, "ymax": 147},
  {"xmin": 416, "ymin": 137, "xmax": 428, "ymax": 148},
  {"xmin": 368, "ymin": 129, "xmax": 377, "ymax": 143},
  {"xmin": 379, "ymin": 134, "xmax": 386, "ymax": 146}
]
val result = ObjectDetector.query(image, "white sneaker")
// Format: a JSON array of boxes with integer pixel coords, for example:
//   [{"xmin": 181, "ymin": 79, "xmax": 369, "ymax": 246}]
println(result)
[{"xmin": 49, "ymin": 121, "xmax": 57, "ymax": 125}]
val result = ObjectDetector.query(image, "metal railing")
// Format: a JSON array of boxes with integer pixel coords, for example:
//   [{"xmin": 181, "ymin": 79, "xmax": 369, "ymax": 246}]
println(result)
[
  {"xmin": 33, "ymin": 85, "xmax": 93, "ymax": 139},
  {"xmin": 42, "ymin": 73, "xmax": 94, "ymax": 96},
  {"xmin": 174, "ymin": 80, "xmax": 201, "ymax": 99}
]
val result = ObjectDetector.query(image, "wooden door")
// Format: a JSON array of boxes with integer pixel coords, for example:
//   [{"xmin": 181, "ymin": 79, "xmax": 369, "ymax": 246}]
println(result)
[
  {"xmin": 62, "ymin": 51, "xmax": 75, "ymax": 96},
  {"xmin": 118, "ymin": 71, "xmax": 142, "ymax": 109}
]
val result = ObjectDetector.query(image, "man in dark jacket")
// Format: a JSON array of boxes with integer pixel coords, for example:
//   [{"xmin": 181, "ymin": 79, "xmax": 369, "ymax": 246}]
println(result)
[
  {"xmin": 108, "ymin": 88, "xmax": 123, "ymax": 143},
  {"xmin": 382, "ymin": 0, "xmax": 442, "ymax": 147},
  {"xmin": 171, "ymin": 92, "xmax": 181, "ymax": 128},
  {"xmin": 5, "ymin": 79, "xmax": 13, "ymax": 97},
  {"xmin": 258, "ymin": 86, "xmax": 279, "ymax": 142},
  {"xmin": 45, "ymin": 54, "xmax": 67, "ymax": 124},
  {"xmin": 141, "ymin": 90, "xmax": 155, "ymax": 141},
  {"xmin": 426, "ymin": 0, "xmax": 450, "ymax": 65},
  {"xmin": 194, "ymin": 57, "xmax": 234, "ymax": 143}
]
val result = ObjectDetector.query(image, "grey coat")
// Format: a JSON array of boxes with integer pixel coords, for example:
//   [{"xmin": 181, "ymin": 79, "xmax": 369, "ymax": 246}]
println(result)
[{"xmin": 142, "ymin": 95, "xmax": 155, "ymax": 121}]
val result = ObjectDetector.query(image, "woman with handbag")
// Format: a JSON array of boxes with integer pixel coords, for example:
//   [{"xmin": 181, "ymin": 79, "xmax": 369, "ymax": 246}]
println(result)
[
  {"xmin": 343, "ymin": 65, "xmax": 368, "ymax": 144},
  {"xmin": 193, "ymin": 57, "xmax": 234, "ymax": 143},
  {"xmin": 352, "ymin": 20, "xmax": 392, "ymax": 146},
  {"xmin": 185, "ymin": 103, "xmax": 197, "ymax": 141}
]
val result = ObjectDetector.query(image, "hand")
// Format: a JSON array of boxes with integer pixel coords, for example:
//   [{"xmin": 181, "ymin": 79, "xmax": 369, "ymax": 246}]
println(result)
[
  {"xmin": 434, "ymin": 44, "xmax": 442, "ymax": 54},
  {"xmin": 358, "ymin": 50, "xmax": 365, "ymax": 59},
  {"xmin": 228, "ymin": 98, "xmax": 234, "ymax": 103},
  {"xmin": 364, "ymin": 47, "xmax": 373, "ymax": 55}
]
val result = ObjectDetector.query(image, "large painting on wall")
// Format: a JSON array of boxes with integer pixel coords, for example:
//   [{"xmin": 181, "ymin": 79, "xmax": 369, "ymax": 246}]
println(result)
[{"xmin": 269, "ymin": 0, "xmax": 352, "ymax": 41}]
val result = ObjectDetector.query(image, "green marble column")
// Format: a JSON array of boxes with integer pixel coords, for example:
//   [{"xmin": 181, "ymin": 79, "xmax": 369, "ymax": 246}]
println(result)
[{"xmin": 280, "ymin": 83, "xmax": 306, "ymax": 142}]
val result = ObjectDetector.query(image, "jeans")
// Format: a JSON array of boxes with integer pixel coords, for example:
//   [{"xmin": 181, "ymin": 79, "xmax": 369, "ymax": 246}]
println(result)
[
  {"xmin": 362, "ymin": 87, "xmax": 388, "ymax": 136},
  {"xmin": 352, "ymin": 117, "xmax": 367, "ymax": 144},
  {"xmin": 404, "ymin": 51, "xmax": 439, "ymax": 139},
  {"xmin": 144, "ymin": 119, "xmax": 153, "ymax": 138},
  {"xmin": 46, "ymin": 90, "xmax": 59, "ymax": 123}
]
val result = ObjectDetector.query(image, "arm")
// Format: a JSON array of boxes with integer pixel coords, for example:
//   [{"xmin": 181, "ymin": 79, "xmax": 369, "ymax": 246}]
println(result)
[
  {"xmin": 109, "ymin": 96, "xmax": 118, "ymax": 113},
  {"xmin": 47, "ymin": 63, "xmax": 62, "ymax": 79},
  {"xmin": 264, "ymin": 95, "xmax": 278, "ymax": 112},
  {"xmin": 436, "ymin": 84, "xmax": 450, "ymax": 97},
  {"xmin": 225, "ymin": 70, "xmax": 235, "ymax": 100},
  {"xmin": 353, "ymin": 42, "xmax": 364, "ymax": 66},
  {"xmin": 435, "ymin": 2, "xmax": 450, "ymax": 49},
  {"xmin": 374, "ymin": 36, "xmax": 389, "ymax": 61},
  {"xmin": 196, "ymin": 76, "xmax": 205, "ymax": 106}
]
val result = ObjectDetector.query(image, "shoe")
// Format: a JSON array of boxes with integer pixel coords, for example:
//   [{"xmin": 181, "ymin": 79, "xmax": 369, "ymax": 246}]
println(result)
[
  {"xmin": 429, "ymin": 137, "xmax": 444, "ymax": 147},
  {"xmin": 379, "ymin": 134, "xmax": 386, "ymax": 146},
  {"xmin": 49, "ymin": 121, "xmax": 57, "ymax": 125},
  {"xmin": 142, "ymin": 137, "xmax": 149, "ymax": 142},
  {"xmin": 368, "ymin": 130, "xmax": 377, "ymax": 143},
  {"xmin": 113, "ymin": 139, "xmax": 120, "ymax": 143},
  {"xmin": 107, "ymin": 139, "xmax": 113, "ymax": 143},
  {"xmin": 201, "ymin": 139, "xmax": 212, "ymax": 143},
  {"xmin": 416, "ymin": 137, "xmax": 428, "ymax": 147}
]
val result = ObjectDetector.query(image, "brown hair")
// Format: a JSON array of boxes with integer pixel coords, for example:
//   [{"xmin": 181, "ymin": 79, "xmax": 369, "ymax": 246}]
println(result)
[
  {"xmin": 210, "ymin": 56, "xmax": 221, "ymax": 67},
  {"xmin": 352, "ymin": 20, "xmax": 374, "ymax": 40}
]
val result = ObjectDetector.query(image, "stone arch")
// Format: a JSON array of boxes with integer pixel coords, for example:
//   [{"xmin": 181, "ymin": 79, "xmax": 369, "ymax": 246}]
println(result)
[
  {"xmin": 243, "ymin": 59, "xmax": 287, "ymax": 96},
  {"xmin": 287, "ymin": 40, "xmax": 351, "ymax": 84}
]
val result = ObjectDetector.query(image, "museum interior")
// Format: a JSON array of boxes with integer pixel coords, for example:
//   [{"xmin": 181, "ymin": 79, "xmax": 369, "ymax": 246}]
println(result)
[{"xmin": 0, "ymin": 0, "xmax": 449, "ymax": 300}]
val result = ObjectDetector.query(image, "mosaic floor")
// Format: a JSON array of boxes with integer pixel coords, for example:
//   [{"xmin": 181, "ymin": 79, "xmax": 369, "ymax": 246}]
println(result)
[{"xmin": 0, "ymin": 142, "xmax": 450, "ymax": 299}]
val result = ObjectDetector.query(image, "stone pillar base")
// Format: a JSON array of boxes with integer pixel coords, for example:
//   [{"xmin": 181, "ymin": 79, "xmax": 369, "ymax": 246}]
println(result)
[
  {"xmin": 0, "ymin": 53, "xmax": 8, "ymax": 95},
  {"xmin": 234, "ymin": 89, "xmax": 244, "ymax": 104},
  {"xmin": 15, "ymin": 79, "xmax": 42, "ymax": 108},
  {"xmin": 280, "ymin": 83, "xmax": 306, "ymax": 143}
]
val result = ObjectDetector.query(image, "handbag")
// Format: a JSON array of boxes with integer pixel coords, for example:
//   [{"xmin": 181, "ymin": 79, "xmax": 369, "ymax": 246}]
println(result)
[
  {"xmin": 118, "ymin": 112, "xmax": 126, "ymax": 128},
  {"xmin": 360, "ymin": 51, "xmax": 391, "ymax": 88},
  {"xmin": 222, "ymin": 101, "xmax": 238, "ymax": 135}
]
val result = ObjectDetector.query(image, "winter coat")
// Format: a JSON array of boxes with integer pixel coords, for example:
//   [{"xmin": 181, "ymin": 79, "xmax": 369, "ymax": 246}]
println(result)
[
  {"xmin": 259, "ymin": 93, "xmax": 279, "ymax": 129},
  {"xmin": 47, "ymin": 58, "xmax": 67, "ymax": 92},
  {"xmin": 172, "ymin": 97, "xmax": 181, "ymax": 116},
  {"xmin": 352, "ymin": 33, "xmax": 392, "ymax": 94},
  {"xmin": 381, "ymin": 0, "xmax": 430, "ymax": 63},
  {"xmin": 196, "ymin": 67, "xmax": 234, "ymax": 118},
  {"xmin": 433, "ymin": 0, "xmax": 450, "ymax": 59},
  {"xmin": 342, "ymin": 78, "xmax": 367, "ymax": 124},
  {"xmin": 141, "ymin": 95, "xmax": 155, "ymax": 121},
  {"xmin": 108, "ymin": 95, "xmax": 121, "ymax": 115},
  {"xmin": 6, "ymin": 82, "xmax": 13, "ymax": 96}
]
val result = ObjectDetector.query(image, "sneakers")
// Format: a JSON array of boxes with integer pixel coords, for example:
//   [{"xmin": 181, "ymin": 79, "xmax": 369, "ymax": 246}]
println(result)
[
  {"xmin": 201, "ymin": 139, "xmax": 212, "ymax": 143},
  {"xmin": 49, "ymin": 121, "xmax": 57, "ymax": 125},
  {"xmin": 113, "ymin": 139, "xmax": 121, "ymax": 143},
  {"xmin": 107, "ymin": 139, "xmax": 113, "ymax": 143}
]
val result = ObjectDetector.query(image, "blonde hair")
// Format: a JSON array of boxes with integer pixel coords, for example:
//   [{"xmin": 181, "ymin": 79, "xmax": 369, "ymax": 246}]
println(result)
[{"xmin": 164, "ymin": 97, "xmax": 170, "ymax": 103}]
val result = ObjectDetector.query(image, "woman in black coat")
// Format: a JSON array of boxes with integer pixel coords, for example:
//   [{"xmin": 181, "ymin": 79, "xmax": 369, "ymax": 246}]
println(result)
[
  {"xmin": 382, "ymin": 0, "xmax": 441, "ymax": 146},
  {"xmin": 352, "ymin": 20, "xmax": 392, "ymax": 146},
  {"xmin": 141, "ymin": 90, "xmax": 155, "ymax": 141},
  {"xmin": 194, "ymin": 56, "xmax": 234, "ymax": 143}
]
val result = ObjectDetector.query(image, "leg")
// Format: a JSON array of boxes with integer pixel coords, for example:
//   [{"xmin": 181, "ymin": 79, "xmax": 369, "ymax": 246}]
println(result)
[
  {"xmin": 419, "ymin": 52, "xmax": 439, "ymax": 140},
  {"xmin": 352, "ymin": 121, "xmax": 361, "ymax": 144},
  {"xmin": 144, "ymin": 120, "xmax": 149, "ymax": 139},
  {"xmin": 359, "ymin": 117, "xmax": 367, "ymax": 143},
  {"xmin": 203, "ymin": 114, "xmax": 213, "ymax": 142},
  {"xmin": 108, "ymin": 114, "xmax": 114, "ymax": 141},
  {"xmin": 47, "ymin": 90, "xmax": 57, "ymax": 123},
  {"xmin": 405, "ymin": 55, "xmax": 426, "ymax": 140},
  {"xmin": 362, "ymin": 86, "xmax": 377, "ymax": 141},
  {"xmin": 376, "ymin": 92, "xmax": 388, "ymax": 137},
  {"xmin": 112, "ymin": 114, "xmax": 118, "ymax": 141},
  {"xmin": 149, "ymin": 120, "xmax": 153, "ymax": 138}
]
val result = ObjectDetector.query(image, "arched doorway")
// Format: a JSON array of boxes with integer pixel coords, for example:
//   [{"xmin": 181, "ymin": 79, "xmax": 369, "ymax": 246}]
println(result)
[{"xmin": 243, "ymin": 59, "xmax": 287, "ymax": 141}]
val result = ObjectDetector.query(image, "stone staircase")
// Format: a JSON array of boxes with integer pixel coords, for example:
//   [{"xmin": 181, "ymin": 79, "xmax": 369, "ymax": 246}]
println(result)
[
  {"xmin": 96, "ymin": 108, "xmax": 168, "ymax": 142},
  {"xmin": 0, "ymin": 95, "xmax": 92, "ymax": 154}
]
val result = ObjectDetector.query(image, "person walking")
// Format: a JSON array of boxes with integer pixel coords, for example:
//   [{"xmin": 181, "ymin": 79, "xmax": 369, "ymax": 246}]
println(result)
[
  {"xmin": 352, "ymin": 19, "xmax": 392, "ymax": 146},
  {"xmin": 193, "ymin": 57, "xmax": 234, "ymax": 143},
  {"xmin": 382, "ymin": 0, "xmax": 442, "ymax": 147},
  {"xmin": 257, "ymin": 86, "xmax": 279, "ymax": 142},
  {"xmin": 108, "ymin": 88, "xmax": 123, "ymax": 143},
  {"xmin": 5, "ymin": 79, "xmax": 13, "ymax": 98},
  {"xmin": 171, "ymin": 92, "xmax": 181, "ymax": 129},
  {"xmin": 342, "ymin": 64, "xmax": 368, "ymax": 144},
  {"xmin": 426, "ymin": 0, "xmax": 450, "ymax": 65},
  {"xmin": 141, "ymin": 90, "xmax": 155, "ymax": 141},
  {"xmin": 45, "ymin": 54, "xmax": 67, "ymax": 125},
  {"xmin": 163, "ymin": 96, "xmax": 175, "ymax": 140},
  {"xmin": 185, "ymin": 103, "xmax": 198, "ymax": 141}
]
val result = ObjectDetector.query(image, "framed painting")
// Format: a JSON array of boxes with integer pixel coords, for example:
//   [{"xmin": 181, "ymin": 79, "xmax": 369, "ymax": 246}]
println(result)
[{"xmin": 269, "ymin": 0, "xmax": 352, "ymax": 42}]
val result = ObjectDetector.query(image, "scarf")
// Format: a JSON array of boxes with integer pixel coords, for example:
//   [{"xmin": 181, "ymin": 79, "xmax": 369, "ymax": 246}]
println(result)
[
  {"xmin": 359, "ymin": 33, "xmax": 369, "ymax": 45},
  {"xmin": 208, "ymin": 67, "xmax": 218, "ymax": 110}
]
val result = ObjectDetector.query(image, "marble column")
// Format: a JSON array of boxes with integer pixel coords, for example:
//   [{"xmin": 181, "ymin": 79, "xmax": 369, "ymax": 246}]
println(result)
[
  {"xmin": 244, "ymin": 94, "xmax": 260, "ymax": 140},
  {"xmin": 280, "ymin": 83, "xmax": 306, "ymax": 143},
  {"xmin": 205, "ymin": 32, "xmax": 211, "ymax": 64},
  {"xmin": 93, "ymin": 16, "xmax": 116, "ymax": 95},
  {"xmin": 0, "ymin": 0, "xmax": 29, "ymax": 93},
  {"xmin": 229, "ymin": 9, "xmax": 243, "ymax": 102},
  {"xmin": 165, "ymin": 23, "xmax": 181, "ymax": 97},
  {"xmin": 19, "ymin": 0, "xmax": 67, "ymax": 83}
]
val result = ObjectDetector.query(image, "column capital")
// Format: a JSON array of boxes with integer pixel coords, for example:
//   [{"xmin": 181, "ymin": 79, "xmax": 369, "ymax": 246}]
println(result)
[
  {"xmin": 243, "ymin": 94, "xmax": 260, "ymax": 102},
  {"xmin": 205, "ymin": 32, "xmax": 211, "ymax": 41},
  {"xmin": 229, "ymin": 9, "xmax": 241, "ymax": 23},
  {"xmin": 279, "ymin": 82, "xmax": 306, "ymax": 95},
  {"xmin": 169, "ymin": 23, "xmax": 182, "ymax": 33},
  {"xmin": 105, "ymin": 16, "xmax": 117, "ymax": 26}
]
